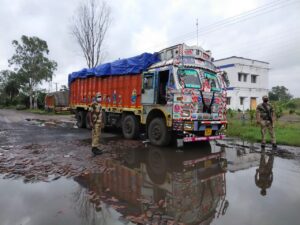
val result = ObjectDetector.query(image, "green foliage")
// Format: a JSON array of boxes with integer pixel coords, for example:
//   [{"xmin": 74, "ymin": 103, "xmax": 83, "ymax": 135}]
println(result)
[
  {"xmin": 269, "ymin": 86, "xmax": 293, "ymax": 101},
  {"xmin": 0, "ymin": 70, "xmax": 21, "ymax": 105},
  {"xmin": 7, "ymin": 35, "xmax": 57, "ymax": 108},
  {"xmin": 249, "ymin": 109, "xmax": 256, "ymax": 124},
  {"xmin": 227, "ymin": 108, "xmax": 234, "ymax": 118},
  {"xmin": 285, "ymin": 101, "xmax": 297, "ymax": 109},
  {"xmin": 289, "ymin": 109, "xmax": 295, "ymax": 114},
  {"xmin": 227, "ymin": 119, "xmax": 300, "ymax": 147},
  {"xmin": 16, "ymin": 104, "xmax": 27, "ymax": 110},
  {"xmin": 1, "ymin": 35, "xmax": 57, "ymax": 109},
  {"xmin": 37, "ymin": 91, "xmax": 47, "ymax": 109},
  {"xmin": 272, "ymin": 102, "xmax": 283, "ymax": 119},
  {"xmin": 15, "ymin": 93, "xmax": 30, "ymax": 108},
  {"xmin": 283, "ymin": 98, "xmax": 300, "ymax": 111}
]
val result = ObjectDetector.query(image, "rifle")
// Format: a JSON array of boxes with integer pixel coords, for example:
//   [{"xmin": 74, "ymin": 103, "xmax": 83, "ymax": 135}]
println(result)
[{"xmin": 262, "ymin": 103, "xmax": 273, "ymax": 125}]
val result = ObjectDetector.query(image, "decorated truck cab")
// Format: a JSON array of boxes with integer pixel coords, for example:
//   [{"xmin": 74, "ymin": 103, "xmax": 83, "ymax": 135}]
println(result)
[
  {"xmin": 68, "ymin": 43, "xmax": 228, "ymax": 146},
  {"xmin": 141, "ymin": 44, "xmax": 228, "ymax": 146}
]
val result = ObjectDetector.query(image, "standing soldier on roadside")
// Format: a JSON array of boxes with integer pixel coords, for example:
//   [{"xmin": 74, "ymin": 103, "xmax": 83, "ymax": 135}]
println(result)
[
  {"xmin": 89, "ymin": 92, "xmax": 104, "ymax": 155},
  {"xmin": 256, "ymin": 95, "xmax": 277, "ymax": 149}
]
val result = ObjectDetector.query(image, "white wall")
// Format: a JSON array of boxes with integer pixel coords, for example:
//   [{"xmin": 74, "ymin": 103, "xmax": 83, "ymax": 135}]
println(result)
[{"xmin": 214, "ymin": 57, "xmax": 269, "ymax": 110}]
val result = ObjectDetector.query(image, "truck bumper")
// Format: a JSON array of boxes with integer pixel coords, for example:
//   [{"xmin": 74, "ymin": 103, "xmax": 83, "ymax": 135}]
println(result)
[{"xmin": 183, "ymin": 134, "xmax": 225, "ymax": 142}]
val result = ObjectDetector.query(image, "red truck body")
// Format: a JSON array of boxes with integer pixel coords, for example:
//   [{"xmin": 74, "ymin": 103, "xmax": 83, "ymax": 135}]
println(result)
[{"xmin": 70, "ymin": 74, "xmax": 142, "ymax": 109}]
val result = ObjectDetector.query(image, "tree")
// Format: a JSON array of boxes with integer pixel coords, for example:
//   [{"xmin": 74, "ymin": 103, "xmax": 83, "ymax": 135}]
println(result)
[
  {"xmin": 0, "ymin": 70, "xmax": 20, "ymax": 105},
  {"xmin": 8, "ymin": 35, "xmax": 57, "ymax": 109},
  {"xmin": 71, "ymin": 0, "xmax": 111, "ymax": 68},
  {"xmin": 268, "ymin": 86, "xmax": 293, "ymax": 102}
]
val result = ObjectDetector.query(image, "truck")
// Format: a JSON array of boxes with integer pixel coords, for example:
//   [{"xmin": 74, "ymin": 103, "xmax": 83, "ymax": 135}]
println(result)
[
  {"xmin": 69, "ymin": 43, "xmax": 229, "ymax": 146},
  {"xmin": 44, "ymin": 90, "xmax": 69, "ymax": 112}
]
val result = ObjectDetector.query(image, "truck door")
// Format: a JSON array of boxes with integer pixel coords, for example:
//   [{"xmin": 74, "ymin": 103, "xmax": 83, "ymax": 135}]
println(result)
[{"xmin": 141, "ymin": 72, "xmax": 155, "ymax": 104}]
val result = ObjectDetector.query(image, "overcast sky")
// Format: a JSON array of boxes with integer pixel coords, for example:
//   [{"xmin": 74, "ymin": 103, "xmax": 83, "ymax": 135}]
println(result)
[{"xmin": 0, "ymin": 0, "xmax": 299, "ymax": 96}]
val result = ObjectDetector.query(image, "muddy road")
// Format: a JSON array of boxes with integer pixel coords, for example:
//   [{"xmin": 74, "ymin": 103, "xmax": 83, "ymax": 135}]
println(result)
[{"xmin": 1, "ymin": 109, "xmax": 300, "ymax": 225}]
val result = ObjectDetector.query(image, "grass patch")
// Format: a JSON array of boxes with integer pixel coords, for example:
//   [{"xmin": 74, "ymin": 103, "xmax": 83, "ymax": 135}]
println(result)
[
  {"xmin": 227, "ymin": 119, "xmax": 300, "ymax": 147},
  {"xmin": 25, "ymin": 109, "xmax": 55, "ymax": 115}
]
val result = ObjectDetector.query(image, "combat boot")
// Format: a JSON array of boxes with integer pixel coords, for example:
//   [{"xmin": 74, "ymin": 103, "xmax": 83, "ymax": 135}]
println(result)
[{"xmin": 92, "ymin": 147, "xmax": 103, "ymax": 155}]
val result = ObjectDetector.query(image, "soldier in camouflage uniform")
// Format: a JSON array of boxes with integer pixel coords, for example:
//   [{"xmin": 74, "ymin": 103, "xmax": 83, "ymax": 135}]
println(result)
[
  {"xmin": 89, "ymin": 92, "xmax": 103, "ymax": 155},
  {"xmin": 256, "ymin": 95, "xmax": 277, "ymax": 149}
]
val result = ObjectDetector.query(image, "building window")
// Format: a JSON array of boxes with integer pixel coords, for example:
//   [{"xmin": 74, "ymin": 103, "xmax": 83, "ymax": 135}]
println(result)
[
  {"xmin": 226, "ymin": 97, "xmax": 231, "ymax": 105},
  {"xmin": 238, "ymin": 73, "xmax": 248, "ymax": 82},
  {"xmin": 240, "ymin": 97, "xmax": 245, "ymax": 105},
  {"xmin": 238, "ymin": 73, "xmax": 242, "ymax": 81},
  {"xmin": 251, "ymin": 75, "xmax": 257, "ymax": 83}
]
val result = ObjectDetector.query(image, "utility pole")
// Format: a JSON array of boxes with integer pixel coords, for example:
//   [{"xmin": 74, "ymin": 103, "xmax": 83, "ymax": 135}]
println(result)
[
  {"xmin": 196, "ymin": 18, "xmax": 199, "ymax": 46},
  {"xmin": 54, "ymin": 82, "xmax": 58, "ymax": 92}
]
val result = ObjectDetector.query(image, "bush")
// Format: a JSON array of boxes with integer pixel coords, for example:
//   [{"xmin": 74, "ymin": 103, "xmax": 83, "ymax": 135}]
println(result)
[
  {"xmin": 273, "ymin": 102, "xmax": 283, "ymax": 119},
  {"xmin": 37, "ymin": 92, "xmax": 47, "ymax": 109},
  {"xmin": 15, "ymin": 93, "xmax": 29, "ymax": 108},
  {"xmin": 227, "ymin": 108, "xmax": 234, "ymax": 118},
  {"xmin": 249, "ymin": 109, "xmax": 256, "ymax": 124},
  {"xmin": 286, "ymin": 101, "xmax": 297, "ymax": 110},
  {"xmin": 289, "ymin": 109, "xmax": 295, "ymax": 114},
  {"xmin": 16, "ymin": 104, "xmax": 27, "ymax": 110}
]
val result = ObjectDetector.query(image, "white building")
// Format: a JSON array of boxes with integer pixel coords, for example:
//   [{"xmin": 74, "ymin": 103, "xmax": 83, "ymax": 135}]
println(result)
[{"xmin": 214, "ymin": 56, "xmax": 269, "ymax": 110}]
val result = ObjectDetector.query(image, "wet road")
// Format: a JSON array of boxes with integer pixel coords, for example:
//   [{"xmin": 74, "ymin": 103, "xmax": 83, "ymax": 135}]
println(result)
[{"xmin": 1, "ymin": 109, "xmax": 300, "ymax": 225}]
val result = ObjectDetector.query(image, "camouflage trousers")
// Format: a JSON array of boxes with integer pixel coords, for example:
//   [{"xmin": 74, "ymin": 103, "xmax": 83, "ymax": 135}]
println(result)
[
  {"xmin": 260, "ymin": 120, "xmax": 276, "ymax": 144},
  {"xmin": 92, "ymin": 122, "xmax": 101, "ymax": 148}
]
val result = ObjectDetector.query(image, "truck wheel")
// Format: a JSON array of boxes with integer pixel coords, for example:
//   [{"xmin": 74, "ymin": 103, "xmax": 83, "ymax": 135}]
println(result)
[
  {"xmin": 76, "ymin": 111, "xmax": 86, "ymax": 128},
  {"xmin": 85, "ymin": 111, "xmax": 92, "ymax": 129},
  {"xmin": 122, "ymin": 114, "xmax": 139, "ymax": 139},
  {"xmin": 146, "ymin": 148, "xmax": 167, "ymax": 184},
  {"xmin": 148, "ymin": 118, "xmax": 171, "ymax": 146}
]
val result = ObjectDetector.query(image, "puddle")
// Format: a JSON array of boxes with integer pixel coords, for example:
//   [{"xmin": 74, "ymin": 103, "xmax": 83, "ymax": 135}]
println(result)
[
  {"xmin": 1, "ymin": 141, "xmax": 300, "ymax": 224},
  {"xmin": 0, "ymin": 177, "xmax": 128, "ymax": 225},
  {"xmin": 25, "ymin": 118, "xmax": 76, "ymax": 128}
]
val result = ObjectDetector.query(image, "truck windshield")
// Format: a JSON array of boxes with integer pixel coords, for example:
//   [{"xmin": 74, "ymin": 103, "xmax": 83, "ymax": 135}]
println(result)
[
  {"xmin": 177, "ymin": 68, "xmax": 201, "ymax": 89},
  {"xmin": 202, "ymin": 72, "xmax": 221, "ymax": 92}
]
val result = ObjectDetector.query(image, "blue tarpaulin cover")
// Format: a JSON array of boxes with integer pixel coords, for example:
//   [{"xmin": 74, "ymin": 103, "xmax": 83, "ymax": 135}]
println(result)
[{"xmin": 68, "ymin": 52, "xmax": 160, "ymax": 85}]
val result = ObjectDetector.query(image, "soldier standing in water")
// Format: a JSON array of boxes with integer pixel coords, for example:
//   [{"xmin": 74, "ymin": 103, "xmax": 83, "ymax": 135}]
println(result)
[{"xmin": 89, "ymin": 92, "xmax": 103, "ymax": 155}]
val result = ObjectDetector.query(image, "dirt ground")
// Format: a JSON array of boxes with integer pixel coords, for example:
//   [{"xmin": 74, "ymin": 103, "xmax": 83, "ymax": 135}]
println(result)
[{"xmin": 0, "ymin": 109, "xmax": 143, "ymax": 183}]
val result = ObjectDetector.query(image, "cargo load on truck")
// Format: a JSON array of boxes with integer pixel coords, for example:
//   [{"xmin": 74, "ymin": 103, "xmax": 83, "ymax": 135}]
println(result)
[{"xmin": 69, "ymin": 43, "xmax": 228, "ymax": 146}]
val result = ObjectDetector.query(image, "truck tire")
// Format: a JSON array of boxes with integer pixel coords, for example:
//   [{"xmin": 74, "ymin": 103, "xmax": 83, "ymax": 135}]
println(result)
[
  {"xmin": 122, "ymin": 114, "xmax": 139, "ymax": 139},
  {"xmin": 148, "ymin": 118, "xmax": 171, "ymax": 146},
  {"xmin": 146, "ymin": 148, "xmax": 167, "ymax": 184},
  {"xmin": 76, "ymin": 111, "xmax": 86, "ymax": 128}
]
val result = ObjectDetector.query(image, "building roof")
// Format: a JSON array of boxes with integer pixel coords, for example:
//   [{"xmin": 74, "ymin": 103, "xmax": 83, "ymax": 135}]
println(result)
[{"xmin": 214, "ymin": 56, "xmax": 269, "ymax": 64}]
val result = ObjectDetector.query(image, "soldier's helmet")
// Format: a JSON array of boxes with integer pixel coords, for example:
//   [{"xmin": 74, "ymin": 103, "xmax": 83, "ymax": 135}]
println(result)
[{"xmin": 262, "ymin": 95, "xmax": 269, "ymax": 101}]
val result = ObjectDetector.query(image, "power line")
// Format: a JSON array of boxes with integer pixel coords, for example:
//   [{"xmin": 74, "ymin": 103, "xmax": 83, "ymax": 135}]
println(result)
[
  {"xmin": 144, "ymin": 0, "xmax": 299, "ymax": 51},
  {"xmin": 183, "ymin": 0, "xmax": 299, "ymax": 44},
  {"xmin": 214, "ymin": 29, "xmax": 300, "ymax": 57}
]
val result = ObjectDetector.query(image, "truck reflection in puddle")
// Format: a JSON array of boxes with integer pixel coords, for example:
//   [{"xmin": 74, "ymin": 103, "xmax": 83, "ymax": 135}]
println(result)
[{"xmin": 74, "ymin": 143, "xmax": 229, "ymax": 224}]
